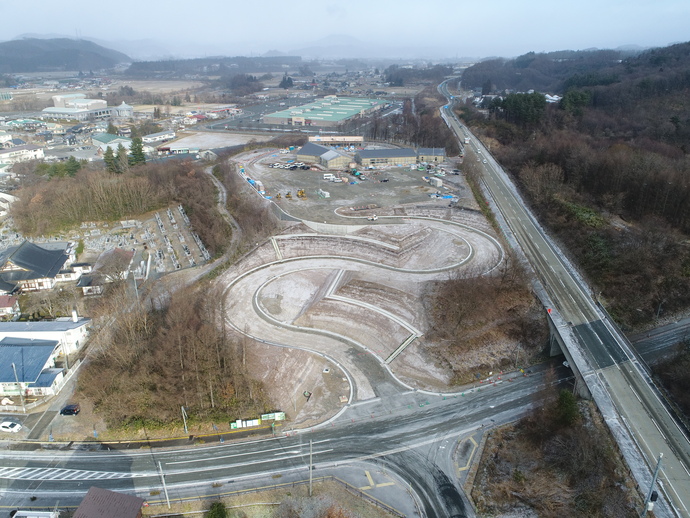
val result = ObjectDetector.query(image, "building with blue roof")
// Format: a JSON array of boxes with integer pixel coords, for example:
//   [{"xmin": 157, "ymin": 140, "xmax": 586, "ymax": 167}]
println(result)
[{"xmin": 0, "ymin": 337, "xmax": 64, "ymax": 397}]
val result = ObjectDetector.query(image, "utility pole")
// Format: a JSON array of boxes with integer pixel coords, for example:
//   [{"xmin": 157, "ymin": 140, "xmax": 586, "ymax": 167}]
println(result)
[
  {"xmin": 11, "ymin": 363, "xmax": 26, "ymax": 413},
  {"xmin": 640, "ymin": 453, "xmax": 662, "ymax": 517},
  {"xmin": 158, "ymin": 462, "xmax": 171, "ymax": 509},
  {"xmin": 309, "ymin": 439, "xmax": 313, "ymax": 497}
]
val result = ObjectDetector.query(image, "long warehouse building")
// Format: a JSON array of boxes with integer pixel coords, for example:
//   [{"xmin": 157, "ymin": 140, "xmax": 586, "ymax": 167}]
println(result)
[{"xmin": 263, "ymin": 96, "xmax": 386, "ymax": 127}]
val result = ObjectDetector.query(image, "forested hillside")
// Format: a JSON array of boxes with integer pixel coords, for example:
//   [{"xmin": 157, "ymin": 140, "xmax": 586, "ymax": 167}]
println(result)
[
  {"xmin": 461, "ymin": 49, "xmax": 640, "ymax": 93},
  {"xmin": 0, "ymin": 38, "xmax": 130, "ymax": 73},
  {"xmin": 458, "ymin": 41, "xmax": 690, "ymax": 328}
]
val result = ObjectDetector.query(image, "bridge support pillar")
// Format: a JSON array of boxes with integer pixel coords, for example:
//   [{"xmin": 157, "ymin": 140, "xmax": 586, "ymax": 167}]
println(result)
[{"xmin": 547, "ymin": 314, "xmax": 591, "ymax": 399}]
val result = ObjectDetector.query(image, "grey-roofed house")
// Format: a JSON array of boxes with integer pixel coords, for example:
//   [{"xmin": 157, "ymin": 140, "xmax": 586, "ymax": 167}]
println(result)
[
  {"xmin": 43, "ymin": 145, "xmax": 100, "ymax": 163},
  {"xmin": 356, "ymin": 148, "xmax": 417, "ymax": 167},
  {"xmin": 418, "ymin": 147, "xmax": 447, "ymax": 163},
  {"xmin": 0, "ymin": 337, "xmax": 64, "ymax": 397},
  {"xmin": 74, "ymin": 487, "xmax": 145, "ymax": 518},
  {"xmin": 0, "ymin": 241, "xmax": 72, "ymax": 294}
]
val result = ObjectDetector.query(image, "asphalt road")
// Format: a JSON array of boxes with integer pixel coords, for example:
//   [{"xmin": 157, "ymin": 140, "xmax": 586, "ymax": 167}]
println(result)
[
  {"xmin": 629, "ymin": 317, "xmax": 690, "ymax": 365},
  {"xmin": 439, "ymin": 85, "xmax": 690, "ymax": 517},
  {"xmin": 0, "ymin": 365, "xmax": 566, "ymax": 515}
]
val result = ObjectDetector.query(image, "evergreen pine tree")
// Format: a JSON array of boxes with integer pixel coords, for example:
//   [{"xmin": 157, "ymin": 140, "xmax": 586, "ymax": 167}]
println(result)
[
  {"xmin": 129, "ymin": 137, "xmax": 146, "ymax": 166},
  {"xmin": 103, "ymin": 146, "xmax": 117, "ymax": 173},
  {"xmin": 116, "ymin": 144, "xmax": 129, "ymax": 173},
  {"xmin": 65, "ymin": 156, "xmax": 81, "ymax": 177}
]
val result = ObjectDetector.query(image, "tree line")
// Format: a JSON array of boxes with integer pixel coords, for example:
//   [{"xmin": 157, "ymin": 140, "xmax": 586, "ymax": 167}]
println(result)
[
  {"xmin": 459, "ymin": 41, "xmax": 690, "ymax": 326},
  {"xmin": 11, "ymin": 160, "xmax": 230, "ymax": 257},
  {"xmin": 79, "ymin": 283, "xmax": 271, "ymax": 428},
  {"xmin": 343, "ymin": 86, "xmax": 459, "ymax": 155}
]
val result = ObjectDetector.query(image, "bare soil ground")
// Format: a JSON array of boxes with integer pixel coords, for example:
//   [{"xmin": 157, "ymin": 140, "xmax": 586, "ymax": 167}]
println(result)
[
  {"xmin": 216, "ymin": 152, "xmax": 524, "ymax": 414},
  {"xmin": 140, "ymin": 480, "xmax": 396, "ymax": 518},
  {"xmin": 168, "ymin": 131, "xmax": 274, "ymax": 149},
  {"xmin": 111, "ymin": 79, "xmax": 205, "ymax": 94}
]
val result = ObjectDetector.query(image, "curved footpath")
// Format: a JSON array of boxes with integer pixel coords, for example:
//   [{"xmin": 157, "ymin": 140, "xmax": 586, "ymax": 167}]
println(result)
[{"xmin": 218, "ymin": 198, "xmax": 505, "ymax": 420}]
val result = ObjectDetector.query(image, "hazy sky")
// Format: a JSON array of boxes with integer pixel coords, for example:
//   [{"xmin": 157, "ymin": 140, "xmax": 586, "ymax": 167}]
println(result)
[{"xmin": 2, "ymin": 0, "xmax": 689, "ymax": 59}]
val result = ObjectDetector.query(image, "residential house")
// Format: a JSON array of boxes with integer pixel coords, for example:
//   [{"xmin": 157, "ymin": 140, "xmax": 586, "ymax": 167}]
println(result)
[
  {"xmin": 0, "ymin": 295, "xmax": 19, "ymax": 319},
  {"xmin": 0, "ymin": 337, "xmax": 64, "ymax": 397},
  {"xmin": 0, "ymin": 192, "xmax": 18, "ymax": 218},
  {"xmin": 77, "ymin": 275, "xmax": 103, "ymax": 296},
  {"xmin": 0, "ymin": 144, "xmax": 44, "ymax": 164},
  {"xmin": 0, "ymin": 240, "xmax": 74, "ymax": 294},
  {"xmin": 74, "ymin": 487, "xmax": 145, "ymax": 518},
  {"xmin": 7, "ymin": 138, "xmax": 27, "ymax": 147},
  {"xmin": 0, "ymin": 315, "xmax": 91, "ymax": 354},
  {"xmin": 77, "ymin": 248, "xmax": 133, "ymax": 295}
]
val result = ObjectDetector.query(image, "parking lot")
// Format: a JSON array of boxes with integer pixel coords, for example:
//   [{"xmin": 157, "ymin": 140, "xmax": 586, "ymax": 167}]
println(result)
[{"xmin": 236, "ymin": 149, "xmax": 474, "ymax": 223}]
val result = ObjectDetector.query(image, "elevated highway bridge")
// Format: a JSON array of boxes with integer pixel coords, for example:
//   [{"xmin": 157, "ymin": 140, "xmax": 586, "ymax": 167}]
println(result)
[{"xmin": 439, "ymin": 80, "xmax": 690, "ymax": 517}]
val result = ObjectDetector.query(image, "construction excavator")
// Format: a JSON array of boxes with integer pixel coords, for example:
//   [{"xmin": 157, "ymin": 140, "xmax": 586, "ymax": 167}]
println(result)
[{"xmin": 297, "ymin": 189, "xmax": 306, "ymax": 199}]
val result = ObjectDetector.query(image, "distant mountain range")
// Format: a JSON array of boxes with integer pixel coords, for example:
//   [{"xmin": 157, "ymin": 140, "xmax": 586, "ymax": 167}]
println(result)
[
  {"xmin": 0, "ymin": 34, "xmax": 659, "ymax": 71},
  {"xmin": 0, "ymin": 38, "xmax": 130, "ymax": 73}
]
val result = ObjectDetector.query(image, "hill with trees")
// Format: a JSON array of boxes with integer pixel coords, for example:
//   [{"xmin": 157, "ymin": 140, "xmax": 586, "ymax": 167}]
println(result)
[
  {"xmin": 461, "ymin": 48, "xmax": 642, "ymax": 94},
  {"xmin": 0, "ymin": 38, "xmax": 130, "ymax": 73},
  {"xmin": 458, "ymin": 41, "xmax": 690, "ymax": 328}
]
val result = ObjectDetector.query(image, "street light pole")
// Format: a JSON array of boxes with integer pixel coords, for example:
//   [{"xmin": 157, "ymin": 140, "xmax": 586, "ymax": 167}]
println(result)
[
  {"xmin": 11, "ymin": 362, "xmax": 26, "ymax": 413},
  {"xmin": 309, "ymin": 439, "xmax": 313, "ymax": 497},
  {"xmin": 640, "ymin": 453, "xmax": 662, "ymax": 517},
  {"xmin": 158, "ymin": 462, "xmax": 171, "ymax": 509}
]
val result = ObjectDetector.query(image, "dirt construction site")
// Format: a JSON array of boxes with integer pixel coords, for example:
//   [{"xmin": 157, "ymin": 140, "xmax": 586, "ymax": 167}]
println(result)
[{"xmin": 216, "ymin": 149, "xmax": 506, "ymax": 428}]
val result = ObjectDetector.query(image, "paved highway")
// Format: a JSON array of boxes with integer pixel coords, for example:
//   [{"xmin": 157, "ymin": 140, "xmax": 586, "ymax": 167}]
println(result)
[
  {"xmin": 629, "ymin": 316, "xmax": 690, "ymax": 366},
  {"xmin": 439, "ymin": 81, "xmax": 690, "ymax": 517},
  {"xmin": 0, "ymin": 366, "xmax": 567, "ymax": 516}
]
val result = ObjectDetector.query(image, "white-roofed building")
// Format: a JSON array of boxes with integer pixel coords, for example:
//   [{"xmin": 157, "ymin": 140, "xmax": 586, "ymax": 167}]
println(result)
[
  {"xmin": 142, "ymin": 130, "xmax": 175, "ymax": 144},
  {"xmin": 0, "ymin": 315, "xmax": 91, "ymax": 354},
  {"xmin": 0, "ymin": 144, "xmax": 44, "ymax": 164}
]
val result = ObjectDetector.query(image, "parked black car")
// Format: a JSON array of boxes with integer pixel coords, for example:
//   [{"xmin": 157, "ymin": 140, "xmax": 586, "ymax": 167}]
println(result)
[{"xmin": 60, "ymin": 404, "xmax": 80, "ymax": 416}]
